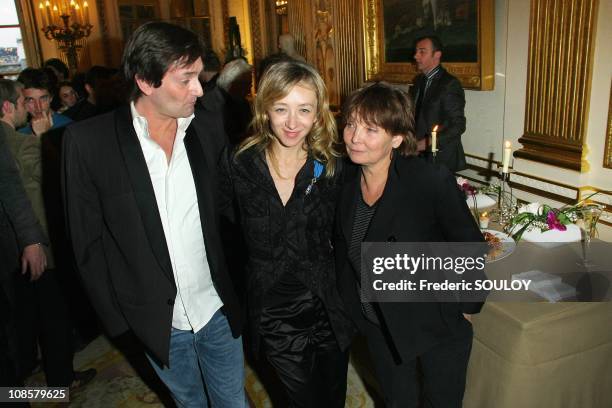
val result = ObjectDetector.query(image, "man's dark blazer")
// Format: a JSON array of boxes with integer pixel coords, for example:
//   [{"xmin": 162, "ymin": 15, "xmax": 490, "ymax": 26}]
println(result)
[
  {"xmin": 62, "ymin": 104, "xmax": 243, "ymax": 366},
  {"xmin": 0, "ymin": 126, "xmax": 47, "ymax": 282},
  {"xmin": 334, "ymin": 155, "xmax": 485, "ymax": 362},
  {"xmin": 410, "ymin": 66, "xmax": 467, "ymax": 172}
]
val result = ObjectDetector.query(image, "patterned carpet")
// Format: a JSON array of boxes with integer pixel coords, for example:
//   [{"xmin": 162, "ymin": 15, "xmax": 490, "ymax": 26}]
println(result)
[{"xmin": 28, "ymin": 336, "xmax": 378, "ymax": 407}]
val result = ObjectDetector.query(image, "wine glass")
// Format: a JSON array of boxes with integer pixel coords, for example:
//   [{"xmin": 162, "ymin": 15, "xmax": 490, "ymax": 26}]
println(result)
[{"xmin": 577, "ymin": 204, "xmax": 604, "ymax": 268}]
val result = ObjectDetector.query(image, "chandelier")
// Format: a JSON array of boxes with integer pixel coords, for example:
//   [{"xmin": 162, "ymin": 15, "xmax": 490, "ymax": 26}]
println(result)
[
  {"xmin": 38, "ymin": 0, "xmax": 93, "ymax": 74},
  {"xmin": 275, "ymin": 0, "xmax": 287, "ymax": 15}
]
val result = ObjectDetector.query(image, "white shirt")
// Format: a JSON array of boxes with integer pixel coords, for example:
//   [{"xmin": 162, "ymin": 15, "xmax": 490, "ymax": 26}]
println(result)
[{"xmin": 131, "ymin": 102, "xmax": 223, "ymax": 332}]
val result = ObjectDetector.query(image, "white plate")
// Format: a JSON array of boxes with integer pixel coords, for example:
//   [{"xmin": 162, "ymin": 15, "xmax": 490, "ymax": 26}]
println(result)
[{"xmin": 482, "ymin": 229, "xmax": 516, "ymax": 263}]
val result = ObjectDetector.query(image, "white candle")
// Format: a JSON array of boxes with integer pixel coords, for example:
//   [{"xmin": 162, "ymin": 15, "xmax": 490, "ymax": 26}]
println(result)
[
  {"xmin": 75, "ymin": 4, "xmax": 81, "ymax": 24},
  {"xmin": 431, "ymin": 125, "xmax": 439, "ymax": 153},
  {"xmin": 479, "ymin": 212, "xmax": 490, "ymax": 229},
  {"xmin": 502, "ymin": 140, "xmax": 511, "ymax": 173},
  {"xmin": 39, "ymin": 2, "xmax": 47, "ymax": 27},
  {"xmin": 45, "ymin": 1, "xmax": 52, "ymax": 25},
  {"xmin": 83, "ymin": 1, "xmax": 89, "ymax": 24}
]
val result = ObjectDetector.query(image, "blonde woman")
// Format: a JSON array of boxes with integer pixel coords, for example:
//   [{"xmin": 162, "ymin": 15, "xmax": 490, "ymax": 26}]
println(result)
[{"xmin": 219, "ymin": 61, "xmax": 354, "ymax": 407}]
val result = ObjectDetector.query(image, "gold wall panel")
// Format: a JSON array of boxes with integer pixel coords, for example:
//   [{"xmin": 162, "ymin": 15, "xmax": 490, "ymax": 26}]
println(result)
[
  {"xmin": 247, "ymin": 0, "xmax": 368, "ymax": 106},
  {"xmin": 248, "ymin": 0, "xmax": 263, "ymax": 62},
  {"xmin": 604, "ymin": 82, "xmax": 612, "ymax": 168},
  {"xmin": 515, "ymin": 0, "xmax": 598, "ymax": 171},
  {"xmin": 329, "ymin": 0, "xmax": 363, "ymax": 107},
  {"xmin": 287, "ymin": 0, "xmax": 313, "ymax": 62}
]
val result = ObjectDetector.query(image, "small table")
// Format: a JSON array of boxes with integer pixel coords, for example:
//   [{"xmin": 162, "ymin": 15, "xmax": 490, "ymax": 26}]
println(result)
[{"xmin": 464, "ymin": 239, "xmax": 612, "ymax": 407}]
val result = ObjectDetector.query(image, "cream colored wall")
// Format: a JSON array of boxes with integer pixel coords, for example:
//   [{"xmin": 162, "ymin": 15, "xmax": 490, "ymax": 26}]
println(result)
[
  {"xmin": 460, "ymin": 0, "xmax": 612, "ymax": 240},
  {"xmin": 462, "ymin": 0, "xmax": 508, "ymax": 162}
]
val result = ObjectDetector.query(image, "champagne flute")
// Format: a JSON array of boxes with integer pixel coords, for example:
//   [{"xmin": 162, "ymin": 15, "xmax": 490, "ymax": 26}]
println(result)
[{"xmin": 577, "ymin": 204, "xmax": 603, "ymax": 268}]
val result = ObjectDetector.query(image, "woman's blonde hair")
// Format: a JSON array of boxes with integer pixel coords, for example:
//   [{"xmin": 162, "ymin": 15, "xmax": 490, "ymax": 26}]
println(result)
[{"xmin": 236, "ymin": 60, "xmax": 339, "ymax": 177}]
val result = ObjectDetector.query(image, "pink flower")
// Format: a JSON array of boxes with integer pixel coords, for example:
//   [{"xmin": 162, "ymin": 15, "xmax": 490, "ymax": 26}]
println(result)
[
  {"xmin": 461, "ymin": 182, "xmax": 476, "ymax": 196},
  {"xmin": 546, "ymin": 210, "xmax": 567, "ymax": 231}
]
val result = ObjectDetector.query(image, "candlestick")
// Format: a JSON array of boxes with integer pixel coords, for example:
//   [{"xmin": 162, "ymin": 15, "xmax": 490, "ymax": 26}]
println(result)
[
  {"xmin": 502, "ymin": 140, "xmax": 511, "ymax": 173},
  {"xmin": 431, "ymin": 125, "xmax": 439, "ymax": 153},
  {"xmin": 39, "ymin": 0, "xmax": 93, "ymax": 75}
]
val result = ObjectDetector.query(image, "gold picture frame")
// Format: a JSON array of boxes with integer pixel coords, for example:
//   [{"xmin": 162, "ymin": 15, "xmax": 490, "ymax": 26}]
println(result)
[{"xmin": 362, "ymin": 0, "xmax": 495, "ymax": 90}]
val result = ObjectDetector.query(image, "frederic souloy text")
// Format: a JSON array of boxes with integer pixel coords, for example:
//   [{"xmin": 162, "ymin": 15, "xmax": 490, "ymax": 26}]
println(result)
[
  {"xmin": 373, "ymin": 279, "xmax": 532, "ymax": 291},
  {"xmin": 372, "ymin": 254, "xmax": 486, "ymax": 275}
]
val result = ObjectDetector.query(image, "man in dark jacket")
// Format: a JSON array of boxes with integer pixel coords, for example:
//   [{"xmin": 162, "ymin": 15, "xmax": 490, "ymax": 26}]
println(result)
[
  {"xmin": 410, "ymin": 35, "xmax": 467, "ymax": 172},
  {"xmin": 63, "ymin": 22, "xmax": 245, "ymax": 407}
]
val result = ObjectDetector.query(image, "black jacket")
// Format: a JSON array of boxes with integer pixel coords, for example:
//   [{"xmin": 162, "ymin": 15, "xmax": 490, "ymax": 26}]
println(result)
[
  {"xmin": 219, "ymin": 147, "xmax": 355, "ymax": 351},
  {"xmin": 335, "ymin": 155, "xmax": 485, "ymax": 362},
  {"xmin": 411, "ymin": 66, "xmax": 467, "ymax": 172},
  {"xmin": 62, "ymin": 104, "xmax": 243, "ymax": 366}
]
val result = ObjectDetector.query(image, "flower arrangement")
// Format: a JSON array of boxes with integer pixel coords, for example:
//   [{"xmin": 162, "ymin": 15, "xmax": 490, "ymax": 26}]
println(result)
[
  {"xmin": 456, "ymin": 177, "xmax": 501, "ymax": 220},
  {"xmin": 456, "ymin": 177, "xmax": 501, "ymax": 197},
  {"xmin": 456, "ymin": 177, "xmax": 480, "ymax": 221},
  {"xmin": 505, "ymin": 193, "xmax": 601, "ymax": 241}
]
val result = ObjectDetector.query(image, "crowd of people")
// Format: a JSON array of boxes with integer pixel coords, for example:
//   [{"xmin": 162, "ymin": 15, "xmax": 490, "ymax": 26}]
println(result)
[{"xmin": 1, "ymin": 20, "xmax": 480, "ymax": 408}]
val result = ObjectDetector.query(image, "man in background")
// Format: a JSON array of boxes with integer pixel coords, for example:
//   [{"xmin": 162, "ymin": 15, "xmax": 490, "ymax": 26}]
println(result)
[
  {"xmin": 200, "ymin": 58, "xmax": 253, "ymax": 145},
  {"xmin": 0, "ymin": 78, "xmax": 96, "ymax": 388},
  {"xmin": 17, "ymin": 68, "xmax": 72, "ymax": 136},
  {"xmin": 410, "ymin": 35, "xmax": 467, "ymax": 172}
]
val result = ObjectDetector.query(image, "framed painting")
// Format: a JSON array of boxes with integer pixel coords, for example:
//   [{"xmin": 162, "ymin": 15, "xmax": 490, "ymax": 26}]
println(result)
[{"xmin": 362, "ymin": 0, "xmax": 495, "ymax": 90}]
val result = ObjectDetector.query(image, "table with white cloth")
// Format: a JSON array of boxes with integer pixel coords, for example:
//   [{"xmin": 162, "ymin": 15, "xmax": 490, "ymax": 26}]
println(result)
[{"xmin": 464, "ymin": 239, "xmax": 612, "ymax": 408}]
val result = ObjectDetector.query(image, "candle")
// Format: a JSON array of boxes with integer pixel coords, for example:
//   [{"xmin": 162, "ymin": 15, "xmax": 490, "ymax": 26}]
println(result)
[
  {"xmin": 70, "ymin": 1, "xmax": 77, "ymax": 22},
  {"xmin": 431, "ymin": 125, "xmax": 439, "ymax": 153},
  {"xmin": 83, "ymin": 1, "xmax": 89, "ymax": 24},
  {"xmin": 502, "ymin": 140, "xmax": 511, "ymax": 173},
  {"xmin": 39, "ymin": 2, "xmax": 47, "ymax": 26},
  {"xmin": 52, "ymin": 5, "xmax": 58, "ymax": 24},
  {"xmin": 75, "ymin": 4, "xmax": 82, "ymax": 24},
  {"xmin": 45, "ymin": 1, "xmax": 52, "ymax": 25},
  {"xmin": 479, "ymin": 212, "xmax": 490, "ymax": 229}
]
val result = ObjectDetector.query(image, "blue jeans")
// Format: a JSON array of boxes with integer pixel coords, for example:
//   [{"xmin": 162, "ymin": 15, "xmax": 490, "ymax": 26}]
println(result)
[{"xmin": 146, "ymin": 309, "xmax": 247, "ymax": 407}]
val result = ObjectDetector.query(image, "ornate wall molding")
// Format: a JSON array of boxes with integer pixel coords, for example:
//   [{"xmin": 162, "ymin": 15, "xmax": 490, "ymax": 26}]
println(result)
[
  {"xmin": 314, "ymin": 0, "xmax": 338, "ymax": 106},
  {"xmin": 95, "ymin": 0, "xmax": 112, "ymax": 65},
  {"xmin": 464, "ymin": 154, "xmax": 579, "ymax": 203},
  {"xmin": 329, "ymin": 0, "xmax": 363, "ymax": 107},
  {"xmin": 287, "ymin": 0, "xmax": 313, "ymax": 62},
  {"xmin": 247, "ymin": 0, "xmax": 263, "ymax": 63},
  {"xmin": 515, "ymin": 0, "xmax": 599, "ymax": 171},
  {"xmin": 604, "ymin": 82, "xmax": 612, "ymax": 168},
  {"xmin": 465, "ymin": 154, "xmax": 612, "ymax": 227}
]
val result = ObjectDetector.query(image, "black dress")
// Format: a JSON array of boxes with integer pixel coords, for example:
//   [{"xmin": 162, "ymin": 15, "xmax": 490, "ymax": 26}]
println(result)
[{"xmin": 218, "ymin": 146, "xmax": 355, "ymax": 407}]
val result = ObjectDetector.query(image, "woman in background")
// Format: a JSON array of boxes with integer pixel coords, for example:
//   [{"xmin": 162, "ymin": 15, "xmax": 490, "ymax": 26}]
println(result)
[
  {"xmin": 219, "ymin": 60, "xmax": 354, "ymax": 408},
  {"xmin": 56, "ymin": 81, "xmax": 79, "ymax": 113},
  {"xmin": 335, "ymin": 82, "xmax": 485, "ymax": 407}
]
